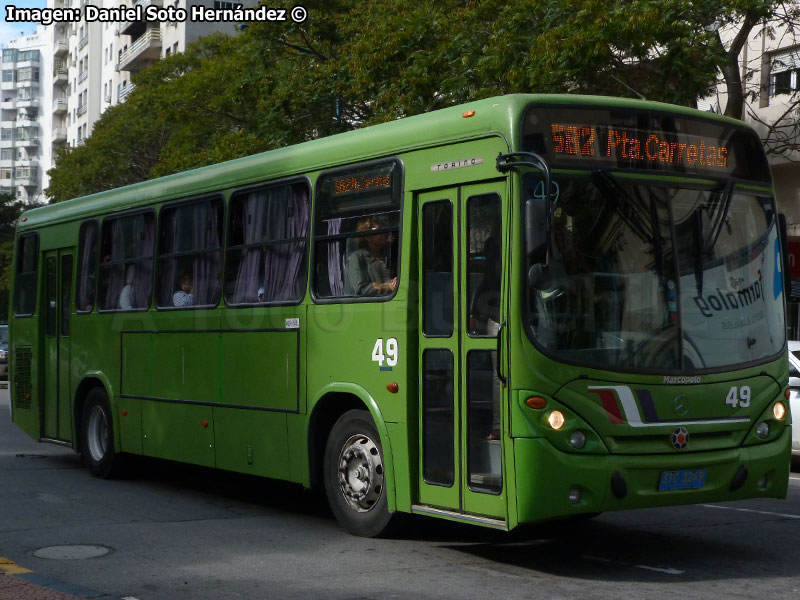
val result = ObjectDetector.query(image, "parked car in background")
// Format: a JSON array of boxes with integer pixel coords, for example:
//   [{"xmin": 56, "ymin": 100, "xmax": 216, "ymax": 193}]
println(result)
[
  {"xmin": 0, "ymin": 324, "xmax": 7, "ymax": 380},
  {"xmin": 789, "ymin": 341, "xmax": 800, "ymax": 456}
]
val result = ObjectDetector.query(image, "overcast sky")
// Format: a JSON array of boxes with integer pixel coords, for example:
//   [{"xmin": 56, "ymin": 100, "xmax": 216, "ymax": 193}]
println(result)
[{"xmin": 2, "ymin": 1, "xmax": 48, "ymax": 49}]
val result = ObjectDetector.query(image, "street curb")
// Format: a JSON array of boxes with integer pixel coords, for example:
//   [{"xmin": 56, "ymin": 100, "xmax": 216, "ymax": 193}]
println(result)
[{"xmin": 13, "ymin": 572, "xmax": 116, "ymax": 600}]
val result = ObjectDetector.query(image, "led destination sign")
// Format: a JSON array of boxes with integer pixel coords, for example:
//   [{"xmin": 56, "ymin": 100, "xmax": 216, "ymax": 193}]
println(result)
[
  {"xmin": 551, "ymin": 124, "xmax": 729, "ymax": 169},
  {"xmin": 522, "ymin": 106, "xmax": 771, "ymax": 182}
]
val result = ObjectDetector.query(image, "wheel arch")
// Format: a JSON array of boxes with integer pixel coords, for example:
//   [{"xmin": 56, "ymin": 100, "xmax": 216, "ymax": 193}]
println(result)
[{"xmin": 307, "ymin": 383, "xmax": 396, "ymax": 512}]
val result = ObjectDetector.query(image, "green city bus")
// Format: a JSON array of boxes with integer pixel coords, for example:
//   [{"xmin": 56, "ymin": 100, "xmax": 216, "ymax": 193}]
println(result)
[{"xmin": 8, "ymin": 94, "xmax": 792, "ymax": 536}]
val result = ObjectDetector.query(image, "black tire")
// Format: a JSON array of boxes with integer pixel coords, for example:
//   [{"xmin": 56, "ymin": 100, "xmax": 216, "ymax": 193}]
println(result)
[
  {"xmin": 323, "ymin": 409, "xmax": 394, "ymax": 537},
  {"xmin": 80, "ymin": 387, "xmax": 123, "ymax": 478}
]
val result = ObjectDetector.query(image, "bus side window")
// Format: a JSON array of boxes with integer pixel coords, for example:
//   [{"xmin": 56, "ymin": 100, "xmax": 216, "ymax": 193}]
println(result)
[
  {"xmin": 312, "ymin": 160, "xmax": 401, "ymax": 300},
  {"xmin": 97, "ymin": 211, "xmax": 155, "ymax": 311},
  {"xmin": 224, "ymin": 181, "xmax": 309, "ymax": 306},
  {"xmin": 76, "ymin": 220, "xmax": 98, "ymax": 313},
  {"xmin": 13, "ymin": 232, "xmax": 39, "ymax": 317},
  {"xmin": 156, "ymin": 197, "xmax": 223, "ymax": 309}
]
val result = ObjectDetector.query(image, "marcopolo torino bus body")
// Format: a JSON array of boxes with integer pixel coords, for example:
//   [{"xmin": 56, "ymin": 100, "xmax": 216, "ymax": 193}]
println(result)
[{"xmin": 8, "ymin": 94, "xmax": 791, "ymax": 536}]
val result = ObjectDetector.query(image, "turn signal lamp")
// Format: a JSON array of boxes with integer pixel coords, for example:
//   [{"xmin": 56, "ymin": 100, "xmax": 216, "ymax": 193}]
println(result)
[
  {"xmin": 547, "ymin": 410, "xmax": 565, "ymax": 430},
  {"xmin": 386, "ymin": 382, "xmax": 399, "ymax": 394},
  {"xmin": 462, "ymin": 110, "xmax": 476, "ymax": 118},
  {"xmin": 773, "ymin": 401, "xmax": 787, "ymax": 421},
  {"xmin": 785, "ymin": 388, "xmax": 791, "ymax": 400},
  {"xmin": 526, "ymin": 396, "xmax": 547, "ymax": 410}
]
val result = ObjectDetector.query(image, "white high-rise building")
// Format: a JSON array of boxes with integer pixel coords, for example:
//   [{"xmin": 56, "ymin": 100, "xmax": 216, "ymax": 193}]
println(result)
[
  {"xmin": 58, "ymin": 0, "xmax": 257, "ymax": 149},
  {"xmin": 1, "ymin": 30, "xmax": 53, "ymax": 205}
]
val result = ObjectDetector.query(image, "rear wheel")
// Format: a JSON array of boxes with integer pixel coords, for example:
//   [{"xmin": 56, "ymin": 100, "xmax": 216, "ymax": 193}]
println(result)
[
  {"xmin": 80, "ymin": 387, "xmax": 123, "ymax": 478},
  {"xmin": 323, "ymin": 409, "xmax": 394, "ymax": 537}
]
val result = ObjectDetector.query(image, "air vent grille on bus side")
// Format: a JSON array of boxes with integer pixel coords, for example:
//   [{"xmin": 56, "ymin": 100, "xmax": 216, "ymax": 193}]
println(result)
[{"xmin": 14, "ymin": 346, "xmax": 32, "ymax": 410}]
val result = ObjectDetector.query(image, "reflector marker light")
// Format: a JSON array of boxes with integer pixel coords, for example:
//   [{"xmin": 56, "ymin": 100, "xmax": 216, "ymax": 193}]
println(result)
[
  {"xmin": 526, "ymin": 396, "xmax": 547, "ymax": 410},
  {"xmin": 462, "ymin": 110, "xmax": 475, "ymax": 118}
]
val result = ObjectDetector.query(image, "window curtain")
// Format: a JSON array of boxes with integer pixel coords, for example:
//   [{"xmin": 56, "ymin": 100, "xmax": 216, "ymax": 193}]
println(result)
[
  {"xmin": 158, "ymin": 209, "xmax": 180, "ymax": 306},
  {"xmin": 193, "ymin": 202, "xmax": 221, "ymax": 306},
  {"xmin": 233, "ymin": 191, "xmax": 268, "ymax": 303},
  {"xmin": 132, "ymin": 213, "xmax": 154, "ymax": 309},
  {"xmin": 261, "ymin": 185, "xmax": 309, "ymax": 302},
  {"xmin": 327, "ymin": 218, "xmax": 343, "ymax": 297}
]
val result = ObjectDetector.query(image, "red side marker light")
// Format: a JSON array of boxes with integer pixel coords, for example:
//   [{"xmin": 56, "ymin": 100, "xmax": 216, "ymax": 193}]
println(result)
[
  {"xmin": 387, "ymin": 382, "xmax": 399, "ymax": 394},
  {"xmin": 21, "ymin": 217, "xmax": 26, "ymax": 222},
  {"xmin": 462, "ymin": 110, "xmax": 475, "ymax": 118},
  {"xmin": 201, "ymin": 420, "xmax": 209, "ymax": 428},
  {"xmin": 121, "ymin": 409, "xmax": 128, "ymax": 416}
]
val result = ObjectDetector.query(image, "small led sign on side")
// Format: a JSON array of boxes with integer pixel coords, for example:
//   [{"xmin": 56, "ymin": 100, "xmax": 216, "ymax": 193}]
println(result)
[{"xmin": 333, "ymin": 173, "xmax": 391, "ymax": 196}]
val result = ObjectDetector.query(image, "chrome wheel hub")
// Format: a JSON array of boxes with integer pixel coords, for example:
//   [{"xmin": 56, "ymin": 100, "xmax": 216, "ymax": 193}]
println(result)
[
  {"xmin": 337, "ymin": 434, "xmax": 384, "ymax": 512},
  {"xmin": 86, "ymin": 405, "xmax": 108, "ymax": 462}
]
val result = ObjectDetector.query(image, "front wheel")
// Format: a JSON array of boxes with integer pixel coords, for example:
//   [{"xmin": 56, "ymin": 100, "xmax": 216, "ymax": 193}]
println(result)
[
  {"xmin": 80, "ymin": 387, "xmax": 123, "ymax": 478},
  {"xmin": 323, "ymin": 409, "xmax": 394, "ymax": 537}
]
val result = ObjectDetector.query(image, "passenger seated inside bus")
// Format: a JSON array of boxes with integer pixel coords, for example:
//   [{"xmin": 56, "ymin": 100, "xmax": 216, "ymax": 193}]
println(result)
[
  {"xmin": 119, "ymin": 265, "xmax": 135, "ymax": 310},
  {"xmin": 173, "ymin": 272, "xmax": 194, "ymax": 307},
  {"xmin": 346, "ymin": 217, "xmax": 397, "ymax": 296}
]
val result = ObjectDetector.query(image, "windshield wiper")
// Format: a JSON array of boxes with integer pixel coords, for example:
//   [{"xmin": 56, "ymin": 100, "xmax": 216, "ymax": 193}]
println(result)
[{"xmin": 694, "ymin": 183, "xmax": 734, "ymax": 296}]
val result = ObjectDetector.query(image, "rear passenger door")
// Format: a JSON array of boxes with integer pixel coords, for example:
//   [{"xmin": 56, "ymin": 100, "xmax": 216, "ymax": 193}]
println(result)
[{"xmin": 41, "ymin": 248, "xmax": 74, "ymax": 442}]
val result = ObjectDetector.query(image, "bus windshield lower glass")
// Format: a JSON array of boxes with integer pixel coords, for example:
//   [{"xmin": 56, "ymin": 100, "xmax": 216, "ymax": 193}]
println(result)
[{"xmin": 524, "ymin": 173, "xmax": 785, "ymax": 372}]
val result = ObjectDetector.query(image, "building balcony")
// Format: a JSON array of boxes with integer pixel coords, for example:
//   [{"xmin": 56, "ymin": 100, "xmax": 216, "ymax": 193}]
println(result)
[
  {"xmin": 120, "ymin": 0, "xmax": 163, "ymax": 35},
  {"xmin": 53, "ymin": 62, "xmax": 68, "ymax": 84},
  {"xmin": 17, "ymin": 174, "xmax": 39, "ymax": 187},
  {"xmin": 118, "ymin": 28, "xmax": 162, "ymax": 73},
  {"xmin": 53, "ymin": 98, "xmax": 67, "ymax": 114},
  {"xmin": 77, "ymin": 103, "xmax": 87, "ymax": 117},
  {"xmin": 52, "ymin": 128, "xmax": 67, "ymax": 144},
  {"xmin": 78, "ymin": 70, "xmax": 88, "ymax": 83},
  {"xmin": 15, "ymin": 98, "xmax": 39, "ymax": 109},
  {"xmin": 54, "ymin": 39, "xmax": 68, "ymax": 56},
  {"xmin": 118, "ymin": 83, "xmax": 135, "ymax": 101},
  {"xmin": 15, "ymin": 136, "xmax": 38, "ymax": 148},
  {"xmin": 78, "ymin": 35, "xmax": 88, "ymax": 51}
]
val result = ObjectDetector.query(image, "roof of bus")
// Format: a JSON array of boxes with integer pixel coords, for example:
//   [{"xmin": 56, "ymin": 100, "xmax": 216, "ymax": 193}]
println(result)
[{"xmin": 19, "ymin": 93, "xmax": 749, "ymax": 230}]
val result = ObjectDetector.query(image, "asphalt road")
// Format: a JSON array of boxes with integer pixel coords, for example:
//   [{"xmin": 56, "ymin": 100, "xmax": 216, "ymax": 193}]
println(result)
[{"xmin": 2, "ymin": 387, "xmax": 800, "ymax": 600}]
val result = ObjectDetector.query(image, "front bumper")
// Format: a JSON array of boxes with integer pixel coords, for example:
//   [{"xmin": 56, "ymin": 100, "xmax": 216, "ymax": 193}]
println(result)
[{"xmin": 514, "ymin": 426, "xmax": 791, "ymax": 523}]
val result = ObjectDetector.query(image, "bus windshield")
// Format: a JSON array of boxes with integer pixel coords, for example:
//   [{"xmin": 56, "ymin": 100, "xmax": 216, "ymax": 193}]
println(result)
[{"xmin": 524, "ymin": 173, "xmax": 785, "ymax": 372}]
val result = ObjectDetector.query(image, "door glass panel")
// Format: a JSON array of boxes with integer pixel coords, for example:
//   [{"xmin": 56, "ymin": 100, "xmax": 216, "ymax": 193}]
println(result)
[
  {"xmin": 45, "ymin": 256, "xmax": 57, "ymax": 338},
  {"xmin": 422, "ymin": 349, "xmax": 454, "ymax": 486},
  {"xmin": 467, "ymin": 350, "xmax": 502, "ymax": 493},
  {"xmin": 422, "ymin": 201, "xmax": 453, "ymax": 336},
  {"xmin": 60, "ymin": 254, "xmax": 72, "ymax": 337},
  {"xmin": 467, "ymin": 194, "xmax": 502, "ymax": 337}
]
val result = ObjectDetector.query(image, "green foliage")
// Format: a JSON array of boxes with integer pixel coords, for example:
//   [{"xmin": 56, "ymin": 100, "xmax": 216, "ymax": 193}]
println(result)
[{"xmin": 46, "ymin": 0, "xmax": 784, "ymax": 202}]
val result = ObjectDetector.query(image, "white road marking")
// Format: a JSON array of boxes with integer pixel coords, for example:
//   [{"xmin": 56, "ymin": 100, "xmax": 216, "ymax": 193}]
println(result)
[
  {"xmin": 582, "ymin": 554, "xmax": 684, "ymax": 575},
  {"xmin": 702, "ymin": 504, "xmax": 800, "ymax": 519}
]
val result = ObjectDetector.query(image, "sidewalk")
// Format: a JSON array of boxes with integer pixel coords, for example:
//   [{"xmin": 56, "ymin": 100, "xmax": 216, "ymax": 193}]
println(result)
[{"xmin": 0, "ymin": 573, "xmax": 85, "ymax": 600}]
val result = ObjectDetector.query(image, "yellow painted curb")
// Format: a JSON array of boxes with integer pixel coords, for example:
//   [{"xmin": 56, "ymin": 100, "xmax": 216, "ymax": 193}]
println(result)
[{"xmin": 0, "ymin": 556, "xmax": 32, "ymax": 574}]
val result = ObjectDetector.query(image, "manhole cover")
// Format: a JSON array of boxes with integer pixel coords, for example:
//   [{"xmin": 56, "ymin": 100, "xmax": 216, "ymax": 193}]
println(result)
[{"xmin": 33, "ymin": 545, "xmax": 111, "ymax": 560}]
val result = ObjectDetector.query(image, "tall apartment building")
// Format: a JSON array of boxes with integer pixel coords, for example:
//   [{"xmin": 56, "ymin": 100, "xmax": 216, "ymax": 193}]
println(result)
[
  {"xmin": 1, "ymin": 30, "xmax": 53, "ymax": 205},
  {"xmin": 58, "ymin": 0, "xmax": 257, "ymax": 150}
]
